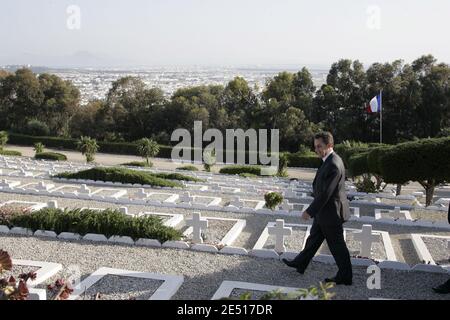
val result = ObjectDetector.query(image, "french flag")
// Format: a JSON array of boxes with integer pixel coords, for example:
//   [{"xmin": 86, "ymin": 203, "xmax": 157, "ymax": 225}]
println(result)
[{"xmin": 366, "ymin": 93, "xmax": 382, "ymax": 113}]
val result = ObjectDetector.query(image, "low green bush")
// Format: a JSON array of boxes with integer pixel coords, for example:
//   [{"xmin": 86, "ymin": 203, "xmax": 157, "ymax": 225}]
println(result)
[
  {"xmin": 54, "ymin": 167, "xmax": 191, "ymax": 188},
  {"xmin": 219, "ymin": 165, "xmax": 263, "ymax": 176},
  {"xmin": 3, "ymin": 208, "xmax": 182, "ymax": 242},
  {"xmin": 0, "ymin": 150, "xmax": 22, "ymax": 156},
  {"xmin": 264, "ymin": 192, "xmax": 284, "ymax": 210},
  {"xmin": 121, "ymin": 161, "xmax": 153, "ymax": 168},
  {"xmin": 176, "ymin": 165, "xmax": 199, "ymax": 171},
  {"xmin": 286, "ymin": 153, "xmax": 321, "ymax": 168},
  {"xmin": 35, "ymin": 152, "xmax": 67, "ymax": 161}
]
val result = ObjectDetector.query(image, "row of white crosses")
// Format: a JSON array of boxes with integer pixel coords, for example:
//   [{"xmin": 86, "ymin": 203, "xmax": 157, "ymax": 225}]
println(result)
[{"xmin": 267, "ymin": 219, "xmax": 379, "ymax": 258}]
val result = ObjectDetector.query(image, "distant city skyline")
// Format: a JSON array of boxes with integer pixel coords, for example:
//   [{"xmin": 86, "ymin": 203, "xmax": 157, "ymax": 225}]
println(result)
[{"xmin": 1, "ymin": 0, "xmax": 449, "ymax": 68}]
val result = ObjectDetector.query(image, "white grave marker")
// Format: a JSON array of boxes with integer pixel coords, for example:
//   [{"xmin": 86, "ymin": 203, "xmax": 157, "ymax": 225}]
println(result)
[
  {"xmin": 185, "ymin": 212, "xmax": 208, "ymax": 244},
  {"xmin": 353, "ymin": 224, "xmax": 378, "ymax": 258},
  {"xmin": 267, "ymin": 219, "xmax": 292, "ymax": 252}
]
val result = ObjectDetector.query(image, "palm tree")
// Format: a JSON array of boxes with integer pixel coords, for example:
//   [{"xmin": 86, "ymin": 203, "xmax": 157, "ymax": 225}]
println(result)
[
  {"xmin": 136, "ymin": 138, "xmax": 160, "ymax": 166},
  {"xmin": 33, "ymin": 142, "xmax": 45, "ymax": 155},
  {"xmin": 77, "ymin": 136, "xmax": 99, "ymax": 163}
]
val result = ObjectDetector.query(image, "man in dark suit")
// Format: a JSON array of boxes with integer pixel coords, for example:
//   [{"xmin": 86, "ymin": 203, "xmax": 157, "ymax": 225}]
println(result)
[
  {"xmin": 282, "ymin": 132, "xmax": 353, "ymax": 285},
  {"xmin": 432, "ymin": 202, "xmax": 450, "ymax": 294}
]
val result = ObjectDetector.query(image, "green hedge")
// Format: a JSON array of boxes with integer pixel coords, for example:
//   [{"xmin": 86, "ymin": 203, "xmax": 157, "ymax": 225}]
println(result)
[
  {"xmin": 121, "ymin": 161, "xmax": 153, "ymax": 168},
  {"xmin": 35, "ymin": 152, "xmax": 67, "ymax": 161},
  {"xmin": 0, "ymin": 149, "xmax": 22, "ymax": 156},
  {"xmin": 379, "ymin": 137, "xmax": 450, "ymax": 184},
  {"xmin": 176, "ymin": 165, "xmax": 199, "ymax": 171},
  {"xmin": 347, "ymin": 152, "xmax": 370, "ymax": 178},
  {"xmin": 54, "ymin": 167, "xmax": 185, "ymax": 188},
  {"xmin": 3, "ymin": 208, "xmax": 182, "ymax": 242},
  {"xmin": 219, "ymin": 165, "xmax": 263, "ymax": 176},
  {"xmin": 151, "ymin": 172, "xmax": 203, "ymax": 182},
  {"xmin": 286, "ymin": 152, "xmax": 321, "ymax": 168}
]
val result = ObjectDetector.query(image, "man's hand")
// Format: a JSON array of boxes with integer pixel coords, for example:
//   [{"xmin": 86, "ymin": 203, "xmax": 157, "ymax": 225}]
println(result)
[{"xmin": 301, "ymin": 211, "xmax": 311, "ymax": 220}]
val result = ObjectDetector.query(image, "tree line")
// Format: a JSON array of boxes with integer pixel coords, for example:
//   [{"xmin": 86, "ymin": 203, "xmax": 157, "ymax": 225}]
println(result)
[{"xmin": 0, "ymin": 54, "xmax": 448, "ymax": 152}]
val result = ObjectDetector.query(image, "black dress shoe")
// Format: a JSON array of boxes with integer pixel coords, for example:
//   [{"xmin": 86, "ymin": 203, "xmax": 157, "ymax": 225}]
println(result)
[
  {"xmin": 281, "ymin": 258, "xmax": 298, "ymax": 268},
  {"xmin": 324, "ymin": 277, "xmax": 352, "ymax": 286},
  {"xmin": 281, "ymin": 258, "xmax": 305, "ymax": 274},
  {"xmin": 432, "ymin": 282, "xmax": 450, "ymax": 294}
]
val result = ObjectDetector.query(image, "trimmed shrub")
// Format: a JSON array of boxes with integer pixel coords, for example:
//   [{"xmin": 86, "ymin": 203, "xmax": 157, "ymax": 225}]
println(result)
[
  {"xmin": 176, "ymin": 165, "xmax": 199, "ymax": 171},
  {"xmin": 286, "ymin": 153, "xmax": 321, "ymax": 168},
  {"xmin": 264, "ymin": 192, "xmax": 284, "ymax": 210},
  {"xmin": 54, "ymin": 167, "xmax": 187, "ymax": 188},
  {"xmin": 35, "ymin": 152, "xmax": 67, "ymax": 161},
  {"xmin": 378, "ymin": 136, "xmax": 450, "ymax": 205},
  {"xmin": 0, "ymin": 150, "xmax": 22, "ymax": 156},
  {"xmin": 121, "ymin": 161, "xmax": 153, "ymax": 168},
  {"xmin": 151, "ymin": 172, "xmax": 203, "ymax": 182},
  {"xmin": 347, "ymin": 152, "xmax": 369, "ymax": 178},
  {"xmin": 219, "ymin": 165, "xmax": 263, "ymax": 176},
  {"xmin": 5, "ymin": 208, "xmax": 182, "ymax": 242}
]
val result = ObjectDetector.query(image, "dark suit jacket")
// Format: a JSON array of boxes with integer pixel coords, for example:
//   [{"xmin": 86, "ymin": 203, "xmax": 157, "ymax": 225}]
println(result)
[{"xmin": 306, "ymin": 152, "xmax": 350, "ymax": 225}]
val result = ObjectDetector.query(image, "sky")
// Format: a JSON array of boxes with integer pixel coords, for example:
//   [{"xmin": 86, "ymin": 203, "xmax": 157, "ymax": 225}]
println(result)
[{"xmin": 0, "ymin": 0, "xmax": 449, "ymax": 68}]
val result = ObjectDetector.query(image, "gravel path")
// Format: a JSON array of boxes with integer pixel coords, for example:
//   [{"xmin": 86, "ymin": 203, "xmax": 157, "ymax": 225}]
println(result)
[
  {"xmin": 1, "ymin": 265, "xmax": 38, "ymax": 280},
  {"xmin": 76, "ymin": 275, "xmax": 164, "ymax": 300},
  {"xmin": 2, "ymin": 234, "xmax": 450, "ymax": 300}
]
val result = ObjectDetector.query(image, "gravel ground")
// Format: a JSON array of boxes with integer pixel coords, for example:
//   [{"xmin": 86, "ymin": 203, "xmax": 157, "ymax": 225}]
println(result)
[
  {"xmin": 1, "ymin": 265, "xmax": 38, "ymax": 280},
  {"xmin": 422, "ymin": 237, "xmax": 450, "ymax": 266},
  {"xmin": 76, "ymin": 275, "xmax": 164, "ymax": 300},
  {"xmin": 379, "ymin": 209, "xmax": 408, "ymax": 220},
  {"xmin": 1, "ymin": 192, "xmax": 450, "ymax": 265},
  {"xmin": 2, "ymin": 234, "xmax": 450, "ymax": 300}
]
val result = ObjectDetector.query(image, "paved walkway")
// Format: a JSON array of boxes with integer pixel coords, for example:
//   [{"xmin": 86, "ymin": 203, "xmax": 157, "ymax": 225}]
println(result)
[{"xmin": 5, "ymin": 144, "xmax": 318, "ymax": 181}]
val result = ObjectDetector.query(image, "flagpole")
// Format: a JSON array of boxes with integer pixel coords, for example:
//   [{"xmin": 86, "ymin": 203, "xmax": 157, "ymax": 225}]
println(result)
[{"xmin": 380, "ymin": 89, "xmax": 383, "ymax": 144}]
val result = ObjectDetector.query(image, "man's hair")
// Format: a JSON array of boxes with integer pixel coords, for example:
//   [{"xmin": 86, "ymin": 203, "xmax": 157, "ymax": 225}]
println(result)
[{"xmin": 314, "ymin": 131, "xmax": 334, "ymax": 146}]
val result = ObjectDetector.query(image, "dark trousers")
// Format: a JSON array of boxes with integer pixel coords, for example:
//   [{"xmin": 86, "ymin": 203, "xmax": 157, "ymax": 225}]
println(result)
[{"xmin": 293, "ymin": 221, "xmax": 352, "ymax": 280}]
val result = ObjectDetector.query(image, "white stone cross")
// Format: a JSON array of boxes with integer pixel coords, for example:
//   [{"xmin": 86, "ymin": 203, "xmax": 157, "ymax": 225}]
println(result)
[
  {"xmin": 353, "ymin": 224, "xmax": 378, "ymax": 258},
  {"xmin": 79, "ymin": 184, "xmax": 91, "ymax": 194},
  {"xmin": 36, "ymin": 181, "xmax": 53, "ymax": 191},
  {"xmin": 135, "ymin": 188, "xmax": 147, "ymax": 199},
  {"xmin": 283, "ymin": 189, "xmax": 297, "ymax": 198},
  {"xmin": 185, "ymin": 212, "xmax": 208, "ymax": 244},
  {"xmin": 279, "ymin": 199, "xmax": 293, "ymax": 211},
  {"xmin": 229, "ymin": 196, "xmax": 244, "ymax": 208},
  {"xmin": 179, "ymin": 191, "xmax": 193, "ymax": 204},
  {"xmin": 268, "ymin": 219, "xmax": 292, "ymax": 253}
]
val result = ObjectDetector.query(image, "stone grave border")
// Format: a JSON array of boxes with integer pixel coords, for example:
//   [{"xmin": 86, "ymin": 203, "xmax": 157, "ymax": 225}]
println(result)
[{"xmin": 67, "ymin": 267, "xmax": 184, "ymax": 300}]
